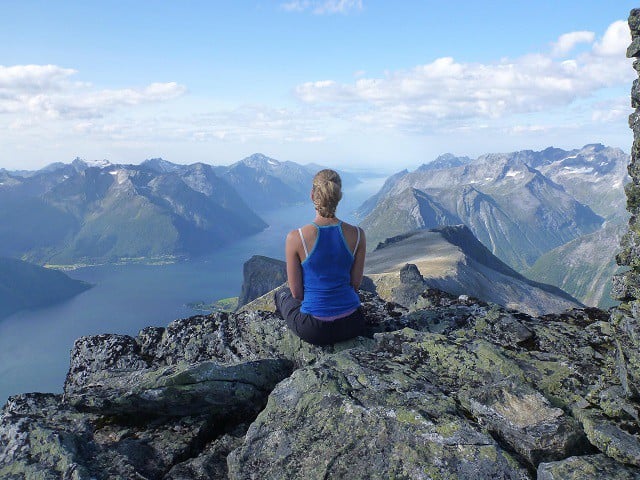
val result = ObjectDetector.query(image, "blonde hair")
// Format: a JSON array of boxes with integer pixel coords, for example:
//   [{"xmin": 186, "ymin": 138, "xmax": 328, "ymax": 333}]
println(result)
[{"xmin": 312, "ymin": 169, "xmax": 342, "ymax": 218}]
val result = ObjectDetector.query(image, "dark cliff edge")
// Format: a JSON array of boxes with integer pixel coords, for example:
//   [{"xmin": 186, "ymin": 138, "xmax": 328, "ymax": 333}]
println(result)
[
  {"xmin": 237, "ymin": 255, "xmax": 286, "ymax": 309},
  {"xmin": 2, "ymin": 11, "xmax": 640, "ymax": 479}
]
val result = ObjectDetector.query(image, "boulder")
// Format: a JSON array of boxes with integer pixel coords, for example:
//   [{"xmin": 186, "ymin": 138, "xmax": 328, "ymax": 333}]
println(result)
[
  {"xmin": 537, "ymin": 454, "xmax": 640, "ymax": 479},
  {"xmin": 459, "ymin": 378, "xmax": 589, "ymax": 467},
  {"xmin": 64, "ymin": 359, "xmax": 293, "ymax": 418},
  {"xmin": 228, "ymin": 348, "xmax": 530, "ymax": 479}
]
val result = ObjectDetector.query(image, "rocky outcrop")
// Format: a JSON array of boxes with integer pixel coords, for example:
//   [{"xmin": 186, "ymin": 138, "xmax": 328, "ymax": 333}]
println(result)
[
  {"xmin": 237, "ymin": 255, "xmax": 286, "ymax": 308},
  {"xmin": 2, "ymin": 286, "xmax": 640, "ymax": 478}
]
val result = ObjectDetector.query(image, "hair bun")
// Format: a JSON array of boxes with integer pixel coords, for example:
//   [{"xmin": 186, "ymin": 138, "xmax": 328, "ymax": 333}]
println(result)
[{"xmin": 312, "ymin": 169, "xmax": 342, "ymax": 218}]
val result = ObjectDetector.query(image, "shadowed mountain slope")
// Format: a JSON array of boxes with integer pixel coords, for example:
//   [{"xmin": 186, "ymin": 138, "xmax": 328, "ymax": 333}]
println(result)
[{"xmin": 0, "ymin": 257, "xmax": 91, "ymax": 319}]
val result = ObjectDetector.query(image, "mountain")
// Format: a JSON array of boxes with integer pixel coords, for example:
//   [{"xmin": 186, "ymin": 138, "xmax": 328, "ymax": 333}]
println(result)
[
  {"xmin": 213, "ymin": 153, "xmax": 360, "ymax": 212},
  {"xmin": 483, "ymin": 144, "xmax": 629, "ymax": 221},
  {"xmin": 363, "ymin": 225, "xmax": 581, "ymax": 316},
  {"xmin": 0, "ymin": 160, "xmax": 267, "ymax": 266},
  {"xmin": 358, "ymin": 145, "xmax": 627, "ymax": 273},
  {"xmin": 525, "ymin": 221, "xmax": 626, "ymax": 309},
  {"xmin": 214, "ymin": 153, "xmax": 315, "ymax": 211},
  {"xmin": 0, "ymin": 153, "xmax": 363, "ymax": 266},
  {"xmin": 0, "ymin": 257, "xmax": 91, "ymax": 319},
  {"xmin": 354, "ymin": 168, "xmax": 408, "ymax": 220},
  {"xmin": 416, "ymin": 153, "xmax": 472, "ymax": 172}
]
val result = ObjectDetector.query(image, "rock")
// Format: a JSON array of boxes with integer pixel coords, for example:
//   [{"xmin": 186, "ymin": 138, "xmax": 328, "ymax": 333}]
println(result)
[
  {"xmin": 64, "ymin": 334, "xmax": 149, "ymax": 396},
  {"xmin": 138, "ymin": 313, "xmax": 243, "ymax": 365},
  {"xmin": 537, "ymin": 454, "xmax": 640, "ymax": 479},
  {"xmin": 610, "ymin": 308, "xmax": 640, "ymax": 399},
  {"xmin": 237, "ymin": 255, "xmax": 287, "ymax": 308},
  {"xmin": 64, "ymin": 359, "xmax": 293, "ymax": 418},
  {"xmin": 573, "ymin": 408, "xmax": 640, "ymax": 467},
  {"xmin": 459, "ymin": 378, "xmax": 589, "ymax": 467},
  {"xmin": 0, "ymin": 393, "xmax": 219, "ymax": 479},
  {"xmin": 228, "ymin": 348, "xmax": 530, "ymax": 480},
  {"xmin": 164, "ymin": 424, "xmax": 246, "ymax": 480},
  {"xmin": 0, "ymin": 393, "xmax": 95, "ymax": 480},
  {"xmin": 615, "ymin": 7, "xmax": 640, "ymax": 401},
  {"xmin": 400, "ymin": 262, "xmax": 423, "ymax": 283}
]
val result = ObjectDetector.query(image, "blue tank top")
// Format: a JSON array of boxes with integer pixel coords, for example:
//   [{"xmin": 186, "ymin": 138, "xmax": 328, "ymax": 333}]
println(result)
[{"xmin": 300, "ymin": 222, "xmax": 361, "ymax": 317}]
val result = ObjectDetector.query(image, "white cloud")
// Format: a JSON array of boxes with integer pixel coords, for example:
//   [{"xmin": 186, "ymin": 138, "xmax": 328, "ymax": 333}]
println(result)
[
  {"xmin": 591, "ymin": 97, "xmax": 632, "ymax": 123},
  {"xmin": 0, "ymin": 64, "xmax": 79, "ymax": 91},
  {"xmin": 280, "ymin": 0, "xmax": 362, "ymax": 15},
  {"xmin": 0, "ymin": 65, "xmax": 186, "ymax": 120},
  {"xmin": 593, "ymin": 20, "xmax": 630, "ymax": 56},
  {"xmin": 292, "ymin": 21, "xmax": 634, "ymax": 133},
  {"xmin": 551, "ymin": 31, "xmax": 595, "ymax": 57}
]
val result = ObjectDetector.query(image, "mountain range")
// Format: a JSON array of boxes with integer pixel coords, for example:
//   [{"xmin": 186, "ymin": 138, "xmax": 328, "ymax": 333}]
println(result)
[
  {"xmin": 0, "ymin": 154, "xmax": 340, "ymax": 266},
  {"xmin": 357, "ymin": 144, "xmax": 629, "ymax": 307}
]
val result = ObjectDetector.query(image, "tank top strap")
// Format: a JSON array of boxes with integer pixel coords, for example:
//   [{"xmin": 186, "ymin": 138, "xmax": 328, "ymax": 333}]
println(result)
[
  {"xmin": 353, "ymin": 226, "xmax": 361, "ymax": 255},
  {"xmin": 298, "ymin": 228, "xmax": 309, "ymax": 258}
]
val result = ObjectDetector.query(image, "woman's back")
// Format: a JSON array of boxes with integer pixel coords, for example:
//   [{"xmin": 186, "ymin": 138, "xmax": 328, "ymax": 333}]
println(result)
[{"xmin": 299, "ymin": 222, "xmax": 361, "ymax": 317}]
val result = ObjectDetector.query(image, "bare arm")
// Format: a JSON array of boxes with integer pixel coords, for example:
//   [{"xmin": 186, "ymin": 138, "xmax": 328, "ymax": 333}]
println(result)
[
  {"xmin": 285, "ymin": 230, "xmax": 304, "ymax": 300},
  {"xmin": 350, "ymin": 227, "xmax": 366, "ymax": 291}
]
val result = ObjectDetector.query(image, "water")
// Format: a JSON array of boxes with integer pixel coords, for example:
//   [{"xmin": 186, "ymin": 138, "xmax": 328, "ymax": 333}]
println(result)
[{"xmin": 0, "ymin": 176, "xmax": 385, "ymax": 404}]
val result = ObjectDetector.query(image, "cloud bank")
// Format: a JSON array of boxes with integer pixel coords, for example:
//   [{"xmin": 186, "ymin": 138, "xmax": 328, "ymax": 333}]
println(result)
[
  {"xmin": 292, "ymin": 20, "xmax": 633, "ymax": 134},
  {"xmin": 0, "ymin": 65, "xmax": 186, "ymax": 119},
  {"xmin": 1, "ymin": 20, "xmax": 634, "ymax": 169}
]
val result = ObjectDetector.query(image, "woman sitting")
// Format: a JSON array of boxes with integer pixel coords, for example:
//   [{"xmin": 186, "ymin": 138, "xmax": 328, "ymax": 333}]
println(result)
[{"xmin": 274, "ymin": 169, "xmax": 367, "ymax": 345}]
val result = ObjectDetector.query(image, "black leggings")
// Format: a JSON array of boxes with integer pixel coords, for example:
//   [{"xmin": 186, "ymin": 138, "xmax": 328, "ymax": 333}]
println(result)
[{"xmin": 275, "ymin": 288, "xmax": 366, "ymax": 346}]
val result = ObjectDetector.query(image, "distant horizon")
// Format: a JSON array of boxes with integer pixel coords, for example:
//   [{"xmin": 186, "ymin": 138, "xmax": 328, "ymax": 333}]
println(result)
[
  {"xmin": 2, "ymin": 0, "xmax": 637, "ymax": 172},
  {"xmin": 0, "ymin": 142, "xmax": 629, "ymax": 176}
]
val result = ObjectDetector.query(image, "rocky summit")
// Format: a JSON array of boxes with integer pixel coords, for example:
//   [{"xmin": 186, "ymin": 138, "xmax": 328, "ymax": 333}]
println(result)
[{"xmin": 1, "ymin": 286, "xmax": 640, "ymax": 479}]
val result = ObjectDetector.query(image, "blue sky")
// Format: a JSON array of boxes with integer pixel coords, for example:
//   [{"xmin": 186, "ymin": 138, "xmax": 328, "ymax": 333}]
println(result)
[{"xmin": 1, "ymin": 0, "xmax": 638, "ymax": 172}]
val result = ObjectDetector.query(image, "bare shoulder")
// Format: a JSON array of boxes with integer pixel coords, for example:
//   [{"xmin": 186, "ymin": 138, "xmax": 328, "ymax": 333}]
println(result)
[
  {"xmin": 287, "ymin": 225, "xmax": 316, "ymax": 244},
  {"xmin": 286, "ymin": 229, "xmax": 299, "ymax": 242},
  {"xmin": 341, "ymin": 221, "xmax": 364, "ymax": 237}
]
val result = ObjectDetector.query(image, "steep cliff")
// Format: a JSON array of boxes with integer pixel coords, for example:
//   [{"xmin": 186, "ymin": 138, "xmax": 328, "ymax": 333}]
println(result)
[
  {"xmin": 611, "ymin": 7, "xmax": 640, "ymax": 409},
  {"xmin": 237, "ymin": 255, "xmax": 287, "ymax": 308}
]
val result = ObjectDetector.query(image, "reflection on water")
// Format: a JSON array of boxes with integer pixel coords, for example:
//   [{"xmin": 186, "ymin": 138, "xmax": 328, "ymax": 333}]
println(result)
[{"xmin": 0, "ymin": 176, "xmax": 385, "ymax": 404}]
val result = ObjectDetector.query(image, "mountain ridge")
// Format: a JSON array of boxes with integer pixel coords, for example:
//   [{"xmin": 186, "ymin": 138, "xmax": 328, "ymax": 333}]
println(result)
[{"xmin": 364, "ymin": 225, "xmax": 581, "ymax": 316}]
